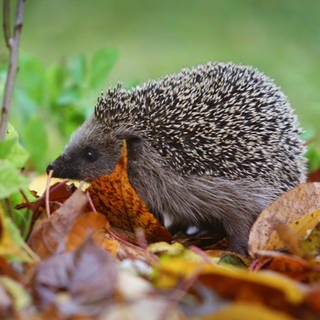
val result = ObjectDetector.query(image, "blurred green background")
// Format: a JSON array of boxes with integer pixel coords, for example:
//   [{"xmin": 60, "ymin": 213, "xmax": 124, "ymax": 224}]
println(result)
[{"xmin": 1, "ymin": 0, "xmax": 320, "ymax": 172}]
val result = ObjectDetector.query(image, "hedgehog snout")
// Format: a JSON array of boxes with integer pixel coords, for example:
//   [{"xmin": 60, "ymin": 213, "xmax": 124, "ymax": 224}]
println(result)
[
  {"xmin": 46, "ymin": 157, "xmax": 63, "ymax": 177},
  {"xmin": 46, "ymin": 163, "xmax": 54, "ymax": 174},
  {"xmin": 46, "ymin": 155, "xmax": 73, "ymax": 179}
]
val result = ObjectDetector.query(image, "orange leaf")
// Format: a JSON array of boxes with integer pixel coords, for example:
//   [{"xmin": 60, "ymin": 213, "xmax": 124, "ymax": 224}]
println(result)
[
  {"xmin": 65, "ymin": 211, "xmax": 119, "ymax": 256},
  {"xmin": 248, "ymin": 183, "xmax": 320, "ymax": 257},
  {"xmin": 251, "ymin": 251, "xmax": 320, "ymax": 283},
  {"xmin": 87, "ymin": 140, "xmax": 172, "ymax": 243}
]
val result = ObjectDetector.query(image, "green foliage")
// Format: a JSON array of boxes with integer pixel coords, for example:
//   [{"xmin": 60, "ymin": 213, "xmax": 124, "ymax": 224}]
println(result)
[
  {"xmin": 302, "ymin": 129, "xmax": 320, "ymax": 172},
  {"xmin": 23, "ymin": 117, "xmax": 48, "ymax": 172},
  {"xmin": 306, "ymin": 144, "xmax": 320, "ymax": 173},
  {"xmin": 0, "ymin": 48, "xmax": 118, "ymax": 172},
  {"xmin": 0, "ymin": 125, "xmax": 34, "ymax": 238},
  {"xmin": 0, "ymin": 161, "xmax": 27, "ymax": 199},
  {"xmin": 0, "ymin": 125, "xmax": 29, "ymax": 198}
]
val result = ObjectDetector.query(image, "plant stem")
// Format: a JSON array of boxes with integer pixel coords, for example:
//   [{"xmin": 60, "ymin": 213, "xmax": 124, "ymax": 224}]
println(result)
[
  {"xmin": 2, "ymin": 0, "xmax": 11, "ymax": 48},
  {"xmin": 0, "ymin": 0, "xmax": 26, "ymax": 140}
]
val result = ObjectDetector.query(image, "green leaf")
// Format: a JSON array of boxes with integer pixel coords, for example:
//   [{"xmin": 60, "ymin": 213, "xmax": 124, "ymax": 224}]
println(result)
[
  {"xmin": 68, "ymin": 54, "xmax": 87, "ymax": 88},
  {"xmin": 23, "ymin": 117, "xmax": 48, "ymax": 172},
  {"xmin": 13, "ymin": 88, "xmax": 38, "ymax": 121},
  {"xmin": 0, "ymin": 124, "xmax": 29, "ymax": 168},
  {"xmin": 46, "ymin": 63, "xmax": 68, "ymax": 107},
  {"xmin": 57, "ymin": 90, "xmax": 81, "ymax": 105},
  {"xmin": 306, "ymin": 145, "xmax": 320, "ymax": 172},
  {"xmin": 17, "ymin": 55, "xmax": 45, "ymax": 104},
  {"xmin": 0, "ymin": 160, "xmax": 28, "ymax": 199},
  {"xmin": 90, "ymin": 48, "xmax": 118, "ymax": 89},
  {"xmin": 218, "ymin": 254, "xmax": 247, "ymax": 268},
  {"xmin": 7, "ymin": 189, "xmax": 34, "ymax": 239}
]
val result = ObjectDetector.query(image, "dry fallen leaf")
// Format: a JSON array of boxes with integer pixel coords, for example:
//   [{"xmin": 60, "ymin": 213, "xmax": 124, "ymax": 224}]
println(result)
[
  {"xmin": 248, "ymin": 183, "xmax": 320, "ymax": 257},
  {"xmin": 65, "ymin": 211, "xmax": 119, "ymax": 256},
  {"xmin": 265, "ymin": 208, "xmax": 320, "ymax": 255},
  {"xmin": 153, "ymin": 252, "xmax": 309, "ymax": 316},
  {"xmin": 27, "ymin": 188, "xmax": 88, "ymax": 259},
  {"xmin": 251, "ymin": 251, "xmax": 320, "ymax": 283},
  {"xmin": 18, "ymin": 181, "xmax": 77, "ymax": 234},
  {"xmin": 32, "ymin": 237, "xmax": 118, "ymax": 317},
  {"xmin": 300, "ymin": 221, "xmax": 320, "ymax": 257},
  {"xmin": 305, "ymin": 287, "xmax": 320, "ymax": 314},
  {"xmin": 87, "ymin": 140, "xmax": 172, "ymax": 243}
]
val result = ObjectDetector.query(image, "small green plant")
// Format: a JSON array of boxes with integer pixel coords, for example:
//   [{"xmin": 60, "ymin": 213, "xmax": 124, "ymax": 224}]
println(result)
[
  {"xmin": 0, "ymin": 124, "xmax": 34, "ymax": 238},
  {"xmin": 0, "ymin": 48, "xmax": 119, "ymax": 172}
]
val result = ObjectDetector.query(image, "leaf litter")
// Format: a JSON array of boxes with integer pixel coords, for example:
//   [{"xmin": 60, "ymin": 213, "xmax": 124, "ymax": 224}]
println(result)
[{"xmin": 0, "ymin": 141, "xmax": 320, "ymax": 319}]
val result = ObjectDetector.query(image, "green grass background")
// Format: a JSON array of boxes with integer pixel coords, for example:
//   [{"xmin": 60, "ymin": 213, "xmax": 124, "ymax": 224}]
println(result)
[{"xmin": 4, "ymin": 0, "xmax": 320, "ymax": 133}]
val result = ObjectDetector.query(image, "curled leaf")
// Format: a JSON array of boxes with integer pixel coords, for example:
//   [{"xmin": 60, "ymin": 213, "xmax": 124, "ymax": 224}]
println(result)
[
  {"xmin": 88, "ymin": 141, "xmax": 172, "ymax": 243},
  {"xmin": 249, "ymin": 183, "xmax": 320, "ymax": 256}
]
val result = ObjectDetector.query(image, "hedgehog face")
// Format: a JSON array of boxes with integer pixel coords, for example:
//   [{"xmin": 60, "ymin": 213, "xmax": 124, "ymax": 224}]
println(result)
[{"xmin": 47, "ymin": 115, "xmax": 123, "ymax": 181}]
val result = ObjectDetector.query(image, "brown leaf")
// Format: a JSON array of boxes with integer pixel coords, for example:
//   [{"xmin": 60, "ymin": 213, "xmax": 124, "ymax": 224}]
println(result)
[
  {"xmin": 305, "ymin": 287, "xmax": 320, "ymax": 314},
  {"xmin": 0, "ymin": 257, "xmax": 21, "ymax": 281},
  {"xmin": 18, "ymin": 181, "xmax": 76, "ymax": 214},
  {"xmin": 307, "ymin": 169, "xmax": 320, "ymax": 182},
  {"xmin": 65, "ymin": 211, "xmax": 119, "ymax": 256},
  {"xmin": 32, "ymin": 237, "xmax": 118, "ymax": 317},
  {"xmin": 248, "ymin": 183, "xmax": 320, "ymax": 257},
  {"xmin": 18, "ymin": 181, "xmax": 77, "ymax": 235},
  {"xmin": 251, "ymin": 251, "xmax": 320, "ymax": 283},
  {"xmin": 27, "ymin": 188, "xmax": 88, "ymax": 259},
  {"xmin": 87, "ymin": 140, "xmax": 172, "ymax": 243}
]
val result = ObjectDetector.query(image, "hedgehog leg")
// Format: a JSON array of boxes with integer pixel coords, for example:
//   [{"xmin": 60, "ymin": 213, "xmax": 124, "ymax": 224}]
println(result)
[{"xmin": 221, "ymin": 217, "xmax": 253, "ymax": 255}]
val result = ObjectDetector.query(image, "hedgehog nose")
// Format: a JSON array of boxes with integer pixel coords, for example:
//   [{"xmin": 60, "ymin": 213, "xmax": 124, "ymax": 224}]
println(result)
[{"xmin": 46, "ymin": 163, "xmax": 54, "ymax": 174}]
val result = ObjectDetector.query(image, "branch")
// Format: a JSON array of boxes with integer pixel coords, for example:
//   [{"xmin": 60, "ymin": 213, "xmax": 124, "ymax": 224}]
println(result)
[
  {"xmin": 2, "ymin": 0, "xmax": 11, "ymax": 48},
  {"xmin": 0, "ymin": 0, "xmax": 26, "ymax": 140}
]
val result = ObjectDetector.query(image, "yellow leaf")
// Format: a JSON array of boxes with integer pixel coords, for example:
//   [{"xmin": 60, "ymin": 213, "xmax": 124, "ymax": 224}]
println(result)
[
  {"xmin": 29, "ymin": 174, "xmax": 88, "ymax": 195},
  {"xmin": 249, "ymin": 183, "xmax": 320, "ymax": 256},
  {"xmin": 200, "ymin": 302, "xmax": 294, "ymax": 320},
  {"xmin": 153, "ymin": 254, "xmax": 305, "ymax": 306},
  {"xmin": 267, "ymin": 208, "xmax": 320, "ymax": 254},
  {"xmin": 0, "ymin": 276, "xmax": 31, "ymax": 311},
  {"xmin": 0, "ymin": 205, "xmax": 34, "ymax": 262},
  {"xmin": 148, "ymin": 242, "xmax": 185, "ymax": 255}
]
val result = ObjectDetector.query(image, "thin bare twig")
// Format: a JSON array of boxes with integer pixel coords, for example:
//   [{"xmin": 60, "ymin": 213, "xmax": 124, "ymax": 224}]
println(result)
[
  {"xmin": 0, "ymin": 0, "xmax": 26, "ymax": 140},
  {"xmin": 45, "ymin": 170, "xmax": 53, "ymax": 216},
  {"xmin": 2, "ymin": 0, "xmax": 11, "ymax": 48}
]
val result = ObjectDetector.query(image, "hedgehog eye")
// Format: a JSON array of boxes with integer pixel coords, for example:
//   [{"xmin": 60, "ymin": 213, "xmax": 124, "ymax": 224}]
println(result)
[{"xmin": 83, "ymin": 147, "xmax": 98, "ymax": 162}]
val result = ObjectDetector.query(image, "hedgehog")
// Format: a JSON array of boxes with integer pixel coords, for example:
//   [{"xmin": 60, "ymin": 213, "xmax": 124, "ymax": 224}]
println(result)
[{"xmin": 47, "ymin": 62, "xmax": 306, "ymax": 253}]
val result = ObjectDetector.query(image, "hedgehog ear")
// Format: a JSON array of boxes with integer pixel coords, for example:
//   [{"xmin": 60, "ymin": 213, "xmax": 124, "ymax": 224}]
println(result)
[{"xmin": 117, "ymin": 132, "xmax": 143, "ymax": 161}]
